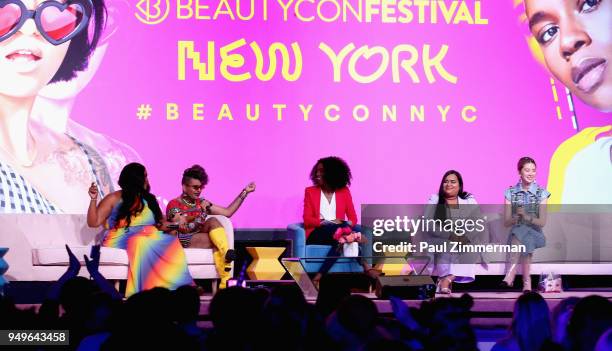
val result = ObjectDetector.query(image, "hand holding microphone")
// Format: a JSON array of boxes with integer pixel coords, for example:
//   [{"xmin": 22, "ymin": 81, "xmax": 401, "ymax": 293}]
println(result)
[{"xmin": 200, "ymin": 199, "xmax": 213, "ymax": 214}]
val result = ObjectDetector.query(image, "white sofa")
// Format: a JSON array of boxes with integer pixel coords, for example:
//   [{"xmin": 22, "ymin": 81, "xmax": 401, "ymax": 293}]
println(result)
[{"xmin": 0, "ymin": 214, "xmax": 233, "ymax": 286}]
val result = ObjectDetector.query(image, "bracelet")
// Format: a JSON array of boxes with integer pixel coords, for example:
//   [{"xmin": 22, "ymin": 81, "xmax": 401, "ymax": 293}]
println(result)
[{"xmin": 239, "ymin": 189, "xmax": 248, "ymax": 200}]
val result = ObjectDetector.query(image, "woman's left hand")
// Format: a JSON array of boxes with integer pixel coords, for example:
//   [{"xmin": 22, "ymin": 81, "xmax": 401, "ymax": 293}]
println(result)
[
  {"xmin": 200, "ymin": 200, "xmax": 213, "ymax": 213},
  {"xmin": 245, "ymin": 182, "xmax": 256, "ymax": 193}
]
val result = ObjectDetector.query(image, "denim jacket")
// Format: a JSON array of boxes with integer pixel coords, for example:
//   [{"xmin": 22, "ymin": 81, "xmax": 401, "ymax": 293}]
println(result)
[{"xmin": 504, "ymin": 182, "xmax": 550, "ymax": 232}]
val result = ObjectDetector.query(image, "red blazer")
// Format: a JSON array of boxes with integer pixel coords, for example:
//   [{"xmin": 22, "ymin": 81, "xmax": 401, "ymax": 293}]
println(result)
[{"xmin": 303, "ymin": 186, "xmax": 358, "ymax": 238}]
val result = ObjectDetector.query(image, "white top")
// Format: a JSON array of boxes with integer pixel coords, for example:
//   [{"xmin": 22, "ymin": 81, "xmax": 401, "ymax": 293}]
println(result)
[
  {"xmin": 319, "ymin": 190, "xmax": 336, "ymax": 221},
  {"xmin": 427, "ymin": 194, "xmax": 478, "ymax": 205}
]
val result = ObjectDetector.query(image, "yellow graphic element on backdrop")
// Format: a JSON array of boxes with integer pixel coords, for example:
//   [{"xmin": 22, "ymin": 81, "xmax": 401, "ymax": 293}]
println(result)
[
  {"xmin": 547, "ymin": 126, "xmax": 612, "ymax": 204},
  {"xmin": 135, "ymin": 0, "xmax": 170, "ymax": 25},
  {"xmin": 178, "ymin": 40, "xmax": 302, "ymax": 82}
]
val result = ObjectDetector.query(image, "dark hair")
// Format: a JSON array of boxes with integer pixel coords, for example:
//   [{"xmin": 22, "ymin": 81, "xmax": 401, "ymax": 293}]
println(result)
[
  {"xmin": 420, "ymin": 294, "xmax": 477, "ymax": 351},
  {"xmin": 551, "ymin": 297, "xmax": 579, "ymax": 346},
  {"xmin": 315, "ymin": 274, "xmax": 351, "ymax": 317},
  {"xmin": 116, "ymin": 163, "xmax": 162, "ymax": 227},
  {"xmin": 511, "ymin": 292, "xmax": 553, "ymax": 351},
  {"xmin": 336, "ymin": 295, "xmax": 378, "ymax": 336},
  {"xmin": 182, "ymin": 164, "xmax": 209, "ymax": 186},
  {"xmin": 567, "ymin": 295, "xmax": 612, "ymax": 351},
  {"xmin": 49, "ymin": 0, "xmax": 107, "ymax": 83},
  {"xmin": 309, "ymin": 156, "xmax": 352, "ymax": 191},
  {"xmin": 435, "ymin": 170, "xmax": 471, "ymax": 220},
  {"xmin": 209, "ymin": 287, "xmax": 261, "ymax": 332},
  {"xmin": 172, "ymin": 285, "xmax": 201, "ymax": 323},
  {"xmin": 517, "ymin": 157, "xmax": 537, "ymax": 172}
]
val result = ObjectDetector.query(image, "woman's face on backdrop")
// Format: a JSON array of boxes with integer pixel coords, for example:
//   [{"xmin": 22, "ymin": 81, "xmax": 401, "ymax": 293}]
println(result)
[
  {"xmin": 519, "ymin": 162, "xmax": 537, "ymax": 185},
  {"xmin": 0, "ymin": 0, "xmax": 70, "ymax": 99},
  {"xmin": 525, "ymin": 0, "xmax": 612, "ymax": 112}
]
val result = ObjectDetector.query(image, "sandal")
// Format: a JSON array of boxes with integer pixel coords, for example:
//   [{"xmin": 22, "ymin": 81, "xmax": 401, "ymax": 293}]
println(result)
[{"xmin": 436, "ymin": 276, "xmax": 453, "ymax": 294}]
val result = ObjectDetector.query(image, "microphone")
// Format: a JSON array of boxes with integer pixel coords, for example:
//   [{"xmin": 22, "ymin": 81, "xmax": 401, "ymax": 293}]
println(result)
[{"xmin": 198, "ymin": 198, "xmax": 213, "ymax": 214}]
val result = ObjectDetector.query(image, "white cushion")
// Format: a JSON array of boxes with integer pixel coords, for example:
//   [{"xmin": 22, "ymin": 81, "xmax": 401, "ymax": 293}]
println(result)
[
  {"xmin": 33, "ymin": 247, "xmax": 214, "ymax": 266},
  {"xmin": 184, "ymin": 248, "xmax": 214, "ymax": 265},
  {"xmin": 33, "ymin": 247, "xmax": 128, "ymax": 265}
]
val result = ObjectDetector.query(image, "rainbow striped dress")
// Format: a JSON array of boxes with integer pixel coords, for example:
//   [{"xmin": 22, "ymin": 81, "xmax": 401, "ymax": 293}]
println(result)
[{"xmin": 102, "ymin": 200, "xmax": 193, "ymax": 297}]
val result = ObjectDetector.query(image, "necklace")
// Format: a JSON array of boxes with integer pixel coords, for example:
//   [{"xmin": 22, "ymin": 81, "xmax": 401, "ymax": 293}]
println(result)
[{"xmin": 181, "ymin": 195, "xmax": 197, "ymax": 207}]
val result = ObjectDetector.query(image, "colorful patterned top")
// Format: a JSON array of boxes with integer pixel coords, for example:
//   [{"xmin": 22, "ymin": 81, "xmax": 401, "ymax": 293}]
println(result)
[{"xmin": 166, "ymin": 197, "xmax": 209, "ymax": 247}]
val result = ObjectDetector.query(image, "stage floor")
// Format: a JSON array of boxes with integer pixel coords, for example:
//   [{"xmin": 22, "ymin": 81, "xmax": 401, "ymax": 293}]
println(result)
[{"xmin": 190, "ymin": 290, "xmax": 612, "ymax": 327}]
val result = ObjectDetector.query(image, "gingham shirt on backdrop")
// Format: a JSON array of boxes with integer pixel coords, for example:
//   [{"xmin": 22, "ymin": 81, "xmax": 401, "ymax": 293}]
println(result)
[
  {"xmin": 0, "ymin": 160, "xmax": 59, "ymax": 214},
  {"xmin": 0, "ymin": 137, "xmax": 108, "ymax": 214}
]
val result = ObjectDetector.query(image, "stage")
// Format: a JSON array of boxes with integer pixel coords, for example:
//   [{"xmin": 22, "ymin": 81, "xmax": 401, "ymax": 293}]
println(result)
[{"xmin": 184, "ymin": 290, "xmax": 612, "ymax": 326}]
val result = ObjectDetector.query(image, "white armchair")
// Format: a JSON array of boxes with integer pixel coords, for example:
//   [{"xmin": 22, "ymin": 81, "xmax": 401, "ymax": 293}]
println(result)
[{"xmin": 0, "ymin": 214, "xmax": 233, "ymax": 285}]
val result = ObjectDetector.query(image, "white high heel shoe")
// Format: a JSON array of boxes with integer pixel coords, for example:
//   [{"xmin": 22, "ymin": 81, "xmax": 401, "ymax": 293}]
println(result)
[{"xmin": 436, "ymin": 276, "xmax": 453, "ymax": 294}]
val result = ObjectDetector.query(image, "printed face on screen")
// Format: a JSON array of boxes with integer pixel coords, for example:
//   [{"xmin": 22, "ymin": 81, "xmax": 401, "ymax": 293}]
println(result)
[
  {"xmin": 0, "ymin": 0, "xmax": 71, "ymax": 98},
  {"xmin": 443, "ymin": 174, "xmax": 460, "ymax": 198},
  {"xmin": 519, "ymin": 162, "xmax": 537, "ymax": 184},
  {"xmin": 525, "ymin": 0, "xmax": 612, "ymax": 112}
]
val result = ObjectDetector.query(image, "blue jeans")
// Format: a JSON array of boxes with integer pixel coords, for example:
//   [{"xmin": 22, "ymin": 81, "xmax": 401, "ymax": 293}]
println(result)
[{"xmin": 306, "ymin": 222, "xmax": 363, "ymax": 274}]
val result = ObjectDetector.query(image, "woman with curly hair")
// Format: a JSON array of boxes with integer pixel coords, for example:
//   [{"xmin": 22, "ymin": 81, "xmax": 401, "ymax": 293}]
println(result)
[
  {"xmin": 303, "ymin": 156, "xmax": 368, "ymax": 286},
  {"xmin": 166, "ymin": 164, "xmax": 255, "ymax": 289},
  {"xmin": 87, "ymin": 163, "xmax": 193, "ymax": 297}
]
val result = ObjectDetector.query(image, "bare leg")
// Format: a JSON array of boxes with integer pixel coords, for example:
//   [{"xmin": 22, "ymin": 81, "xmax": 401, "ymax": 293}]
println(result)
[
  {"xmin": 502, "ymin": 236, "xmax": 522, "ymax": 286},
  {"xmin": 189, "ymin": 232, "xmax": 212, "ymax": 248},
  {"xmin": 522, "ymin": 253, "xmax": 532, "ymax": 292}
]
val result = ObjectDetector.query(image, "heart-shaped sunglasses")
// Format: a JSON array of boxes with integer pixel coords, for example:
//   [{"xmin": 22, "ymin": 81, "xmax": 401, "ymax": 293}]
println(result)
[{"xmin": 0, "ymin": 0, "xmax": 92, "ymax": 45}]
